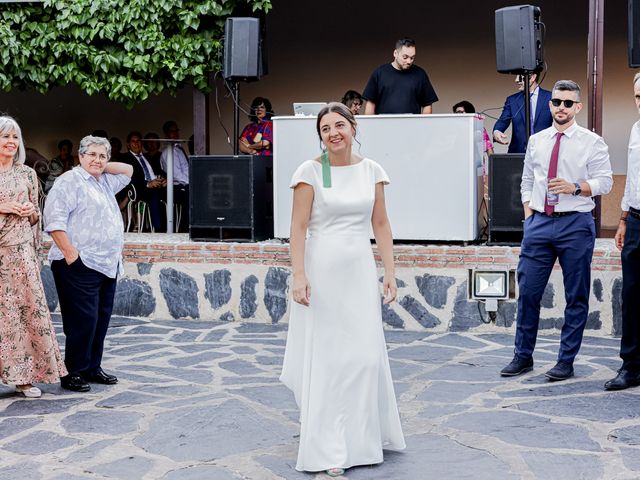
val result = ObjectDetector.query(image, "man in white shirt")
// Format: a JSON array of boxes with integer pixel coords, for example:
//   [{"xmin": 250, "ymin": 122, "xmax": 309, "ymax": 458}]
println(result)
[
  {"xmin": 160, "ymin": 120, "xmax": 189, "ymax": 232},
  {"xmin": 605, "ymin": 73, "xmax": 640, "ymax": 391},
  {"xmin": 501, "ymin": 80, "xmax": 613, "ymax": 381}
]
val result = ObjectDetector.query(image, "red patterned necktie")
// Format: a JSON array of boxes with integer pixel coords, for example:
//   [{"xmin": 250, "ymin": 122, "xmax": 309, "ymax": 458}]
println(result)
[{"xmin": 544, "ymin": 132, "xmax": 563, "ymax": 215}]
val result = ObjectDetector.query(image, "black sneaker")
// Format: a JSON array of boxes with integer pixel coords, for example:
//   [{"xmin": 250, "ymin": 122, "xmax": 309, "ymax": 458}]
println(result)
[
  {"xmin": 545, "ymin": 362, "xmax": 574, "ymax": 381},
  {"xmin": 500, "ymin": 356, "xmax": 534, "ymax": 377}
]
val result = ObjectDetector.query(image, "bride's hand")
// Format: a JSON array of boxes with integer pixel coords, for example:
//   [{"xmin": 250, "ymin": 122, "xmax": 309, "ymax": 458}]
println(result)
[
  {"xmin": 382, "ymin": 273, "xmax": 397, "ymax": 304},
  {"xmin": 292, "ymin": 273, "xmax": 311, "ymax": 306}
]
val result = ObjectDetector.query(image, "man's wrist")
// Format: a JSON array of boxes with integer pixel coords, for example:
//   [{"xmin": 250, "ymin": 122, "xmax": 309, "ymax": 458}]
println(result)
[{"xmin": 572, "ymin": 182, "xmax": 582, "ymax": 196}]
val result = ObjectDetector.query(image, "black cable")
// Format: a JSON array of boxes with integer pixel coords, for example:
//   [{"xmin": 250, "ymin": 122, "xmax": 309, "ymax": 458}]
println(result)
[
  {"xmin": 222, "ymin": 77, "xmax": 276, "ymax": 117},
  {"xmin": 478, "ymin": 107, "xmax": 504, "ymax": 121},
  {"xmin": 477, "ymin": 301, "xmax": 492, "ymax": 324},
  {"xmin": 212, "ymin": 71, "xmax": 233, "ymax": 152}
]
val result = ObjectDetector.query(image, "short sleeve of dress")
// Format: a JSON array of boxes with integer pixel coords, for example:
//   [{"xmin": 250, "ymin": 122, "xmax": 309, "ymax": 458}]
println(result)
[
  {"xmin": 371, "ymin": 160, "xmax": 390, "ymax": 185},
  {"xmin": 290, "ymin": 161, "xmax": 316, "ymax": 189}
]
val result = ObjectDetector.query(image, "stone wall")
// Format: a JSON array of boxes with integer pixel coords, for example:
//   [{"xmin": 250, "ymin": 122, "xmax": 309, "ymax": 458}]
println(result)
[{"xmin": 40, "ymin": 234, "xmax": 624, "ymax": 335}]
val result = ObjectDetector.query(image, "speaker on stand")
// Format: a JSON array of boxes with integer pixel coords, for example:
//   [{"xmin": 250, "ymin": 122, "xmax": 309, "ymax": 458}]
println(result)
[
  {"xmin": 495, "ymin": 4, "xmax": 544, "ymax": 150},
  {"xmin": 223, "ymin": 17, "xmax": 268, "ymax": 155},
  {"xmin": 189, "ymin": 155, "xmax": 273, "ymax": 242},
  {"xmin": 488, "ymin": 154, "xmax": 525, "ymax": 245}
]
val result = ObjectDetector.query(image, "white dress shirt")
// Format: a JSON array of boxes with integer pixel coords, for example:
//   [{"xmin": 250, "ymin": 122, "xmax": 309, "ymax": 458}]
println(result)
[
  {"xmin": 132, "ymin": 151, "xmax": 157, "ymax": 181},
  {"xmin": 160, "ymin": 144, "xmax": 189, "ymax": 185},
  {"xmin": 621, "ymin": 120, "xmax": 640, "ymax": 211},
  {"xmin": 530, "ymin": 87, "xmax": 538, "ymax": 124},
  {"xmin": 521, "ymin": 122, "xmax": 613, "ymax": 213}
]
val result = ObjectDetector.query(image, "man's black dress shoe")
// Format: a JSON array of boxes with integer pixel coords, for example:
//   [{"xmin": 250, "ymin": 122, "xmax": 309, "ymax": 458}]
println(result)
[
  {"xmin": 604, "ymin": 369, "xmax": 640, "ymax": 391},
  {"xmin": 60, "ymin": 374, "xmax": 91, "ymax": 392},
  {"xmin": 84, "ymin": 368, "xmax": 118, "ymax": 385},
  {"xmin": 545, "ymin": 362, "xmax": 574, "ymax": 381},
  {"xmin": 500, "ymin": 356, "xmax": 534, "ymax": 377}
]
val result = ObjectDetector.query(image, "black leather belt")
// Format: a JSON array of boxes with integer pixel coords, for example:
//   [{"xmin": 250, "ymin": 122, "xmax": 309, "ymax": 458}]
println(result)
[
  {"xmin": 629, "ymin": 207, "xmax": 640, "ymax": 220},
  {"xmin": 539, "ymin": 211, "xmax": 579, "ymax": 218}
]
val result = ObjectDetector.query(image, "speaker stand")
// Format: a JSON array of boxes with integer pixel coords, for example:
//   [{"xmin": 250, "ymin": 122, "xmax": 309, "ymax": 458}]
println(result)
[
  {"xmin": 232, "ymin": 81, "xmax": 240, "ymax": 155},
  {"xmin": 523, "ymin": 72, "xmax": 531, "ymax": 147}
]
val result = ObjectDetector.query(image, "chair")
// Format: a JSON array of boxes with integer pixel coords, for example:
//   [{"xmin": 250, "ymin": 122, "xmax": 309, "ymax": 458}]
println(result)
[
  {"xmin": 135, "ymin": 200, "xmax": 154, "ymax": 233},
  {"xmin": 160, "ymin": 200, "xmax": 182, "ymax": 233},
  {"xmin": 123, "ymin": 185, "xmax": 137, "ymax": 232}
]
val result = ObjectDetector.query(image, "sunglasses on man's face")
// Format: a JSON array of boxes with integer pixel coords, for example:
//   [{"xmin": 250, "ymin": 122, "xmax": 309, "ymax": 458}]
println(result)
[{"xmin": 551, "ymin": 98, "xmax": 580, "ymax": 108}]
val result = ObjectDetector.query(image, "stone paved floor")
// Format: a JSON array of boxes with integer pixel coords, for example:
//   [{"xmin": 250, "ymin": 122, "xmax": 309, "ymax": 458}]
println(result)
[{"xmin": 1, "ymin": 316, "xmax": 639, "ymax": 480}]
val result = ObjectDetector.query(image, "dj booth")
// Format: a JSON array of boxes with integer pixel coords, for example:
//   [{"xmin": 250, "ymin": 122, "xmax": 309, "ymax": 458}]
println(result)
[{"xmin": 272, "ymin": 114, "xmax": 485, "ymax": 241}]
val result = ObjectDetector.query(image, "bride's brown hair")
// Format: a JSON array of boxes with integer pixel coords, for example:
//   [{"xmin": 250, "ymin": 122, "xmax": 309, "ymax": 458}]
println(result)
[{"xmin": 315, "ymin": 102, "xmax": 357, "ymax": 139}]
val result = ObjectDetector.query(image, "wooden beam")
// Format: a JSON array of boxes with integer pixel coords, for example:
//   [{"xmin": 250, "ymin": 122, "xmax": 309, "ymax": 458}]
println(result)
[
  {"xmin": 192, "ymin": 86, "xmax": 210, "ymax": 155},
  {"xmin": 588, "ymin": 0, "xmax": 605, "ymax": 236}
]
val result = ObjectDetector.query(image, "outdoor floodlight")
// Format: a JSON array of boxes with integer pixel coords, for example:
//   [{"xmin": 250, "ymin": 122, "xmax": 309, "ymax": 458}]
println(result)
[
  {"xmin": 472, "ymin": 270, "xmax": 509, "ymax": 300},
  {"xmin": 471, "ymin": 269, "xmax": 510, "ymax": 322}
]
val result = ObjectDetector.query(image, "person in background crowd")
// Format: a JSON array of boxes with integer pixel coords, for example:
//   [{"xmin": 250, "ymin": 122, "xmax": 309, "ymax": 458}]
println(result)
[
  {"xmin": 0, "ymin": 116, "xmax": 67, "ymax": 398},
  {"xmin": 453, "ymin": 100, "xmax": 494, "ymax": 156},
  {"xmin": 605, "ymin": 72, "xmax": 640, "ymax": 391},
  {"xmin": 44, "ymin": 135, "xmax": 133, "ymax": 393},
  {"xmin": 45, "ymin": 139, "xmax": 75, "ymax": 193},
  {"xmin": 341, "ymin": 90, "xmax": 364, "ymax": 116},
  {"xmin": 500, "ymin": 80, "xmax": 613, "ymax": 381},
  {"xmin": 143, "ymin": 132, "xmax": 163, "ymax": 175},
  {"xmin": 239, "ymin": 97, "xmax": 274, "ymax": 156},
  {"xmin": 160, "ymin": 120, "xmax": 190, "ymax": 232},
  {"xmin": 122, "ymin": 130, "xmax": 166, "ymax": 231},
  {"xmin": 109, "ymin": 136, "xmax": 123, "ymax": 162},
  {"xmin": 493, "ymin": 67, "xmax": 553, "ymax": 153},
  {"xmin": 363, "ymin": 37, "xmax": 438, "ymax": 115}
]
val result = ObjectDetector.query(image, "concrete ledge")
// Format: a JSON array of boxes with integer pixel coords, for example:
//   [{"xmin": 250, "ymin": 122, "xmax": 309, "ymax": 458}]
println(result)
[{"xmin": 40, "ymin": 235, "xmax": 622, "ymax": 335}]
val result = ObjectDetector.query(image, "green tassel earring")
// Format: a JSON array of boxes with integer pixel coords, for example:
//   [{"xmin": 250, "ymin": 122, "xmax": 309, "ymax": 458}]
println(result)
[{"xmin": 321, "ymin": 149, "xmax": 332, "ymax": 188}]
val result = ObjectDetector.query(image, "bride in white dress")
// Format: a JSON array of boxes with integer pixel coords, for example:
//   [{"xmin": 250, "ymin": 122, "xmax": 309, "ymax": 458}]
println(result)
[{"xmin": 280, "ymin": 102, "xmax": 406, "ymax": 476}]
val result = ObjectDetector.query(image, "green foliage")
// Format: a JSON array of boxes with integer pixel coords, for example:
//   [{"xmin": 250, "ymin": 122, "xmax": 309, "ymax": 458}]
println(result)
[{"xmin": 0, "ymin": 0, "xmax": 272, "ymax": 106}]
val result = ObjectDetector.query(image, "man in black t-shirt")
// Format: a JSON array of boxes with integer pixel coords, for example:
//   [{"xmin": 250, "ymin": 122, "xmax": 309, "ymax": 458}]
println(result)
[{"xmin": 363, "ymin": 38, "xmax": 438, "ymax": 115}]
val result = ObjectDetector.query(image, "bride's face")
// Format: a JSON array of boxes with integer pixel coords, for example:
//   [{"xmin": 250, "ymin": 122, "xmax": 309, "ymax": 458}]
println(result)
[{"xmin": 319, "ymin": 112, "xmax": 355, "ymax": 154}]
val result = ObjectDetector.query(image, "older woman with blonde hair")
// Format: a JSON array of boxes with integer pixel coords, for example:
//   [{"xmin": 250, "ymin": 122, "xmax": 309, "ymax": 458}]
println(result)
[{"xmin": 0, "ymin": 116, "xmax": 67, "ymax": 397}]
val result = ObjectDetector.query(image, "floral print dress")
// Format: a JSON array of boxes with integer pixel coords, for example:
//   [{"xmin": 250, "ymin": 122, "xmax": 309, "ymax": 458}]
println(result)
[{"xmin": 0, "ymin": 164, "xmax": 67, "ymax": 384}]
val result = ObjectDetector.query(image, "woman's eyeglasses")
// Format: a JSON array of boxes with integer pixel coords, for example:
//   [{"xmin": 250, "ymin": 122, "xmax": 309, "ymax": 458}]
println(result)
[{"xmin": 83, "ymin": 152, "xmax": 108, "ymax": 161}]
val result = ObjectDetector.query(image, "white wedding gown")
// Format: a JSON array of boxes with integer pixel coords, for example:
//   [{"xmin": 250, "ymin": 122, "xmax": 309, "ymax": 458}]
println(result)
[{"xmin": 280, "ymin": 158, "xmax": 406, "ymax": 472}]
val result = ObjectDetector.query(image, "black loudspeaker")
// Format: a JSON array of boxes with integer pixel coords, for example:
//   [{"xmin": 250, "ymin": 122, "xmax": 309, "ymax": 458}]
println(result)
[
  {"xmin": 630, "ymin": 0, "xmax": 640, "ymax": 67},
  {"xmin": 189, "ymin": 155, "xmax": 273, "ymax": 241},
  {"xmin": 495, "ymin": 5, "xmax": 543, "ymax": 74},
  {"xmin": 223, "ymin": 17, "xmax": 267, "ymax": 81},
  {"xmin": 488, "ymin": 154, "xmax": 525, "ymax": 245}
]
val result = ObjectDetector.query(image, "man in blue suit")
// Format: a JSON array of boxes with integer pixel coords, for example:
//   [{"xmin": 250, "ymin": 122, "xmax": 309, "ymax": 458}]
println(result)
[{"xmin": 493, "ymin": 68, "xmax": 553, "ymax": 153}]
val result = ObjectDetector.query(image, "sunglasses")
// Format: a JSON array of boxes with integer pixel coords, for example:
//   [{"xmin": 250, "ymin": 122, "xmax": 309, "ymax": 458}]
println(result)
[{"xmin": 551, "ymin": 98, "xmax": 580, "ymax": 108}]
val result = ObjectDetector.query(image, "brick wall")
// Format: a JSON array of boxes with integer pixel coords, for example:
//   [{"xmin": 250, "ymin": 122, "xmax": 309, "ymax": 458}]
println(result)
[{"xmin": 40, "ymin": 235, "xmax": 623, "ymax": 335}]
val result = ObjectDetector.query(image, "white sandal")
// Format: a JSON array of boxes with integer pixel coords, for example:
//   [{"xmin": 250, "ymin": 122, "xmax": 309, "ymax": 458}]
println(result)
[
  {"xmin": 16, "ymin": 386, "xmax": 41, "ymax": 398},
  {"xmin": 326, "ymin": 468, "xmax": 345, "ymax": 477}
]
